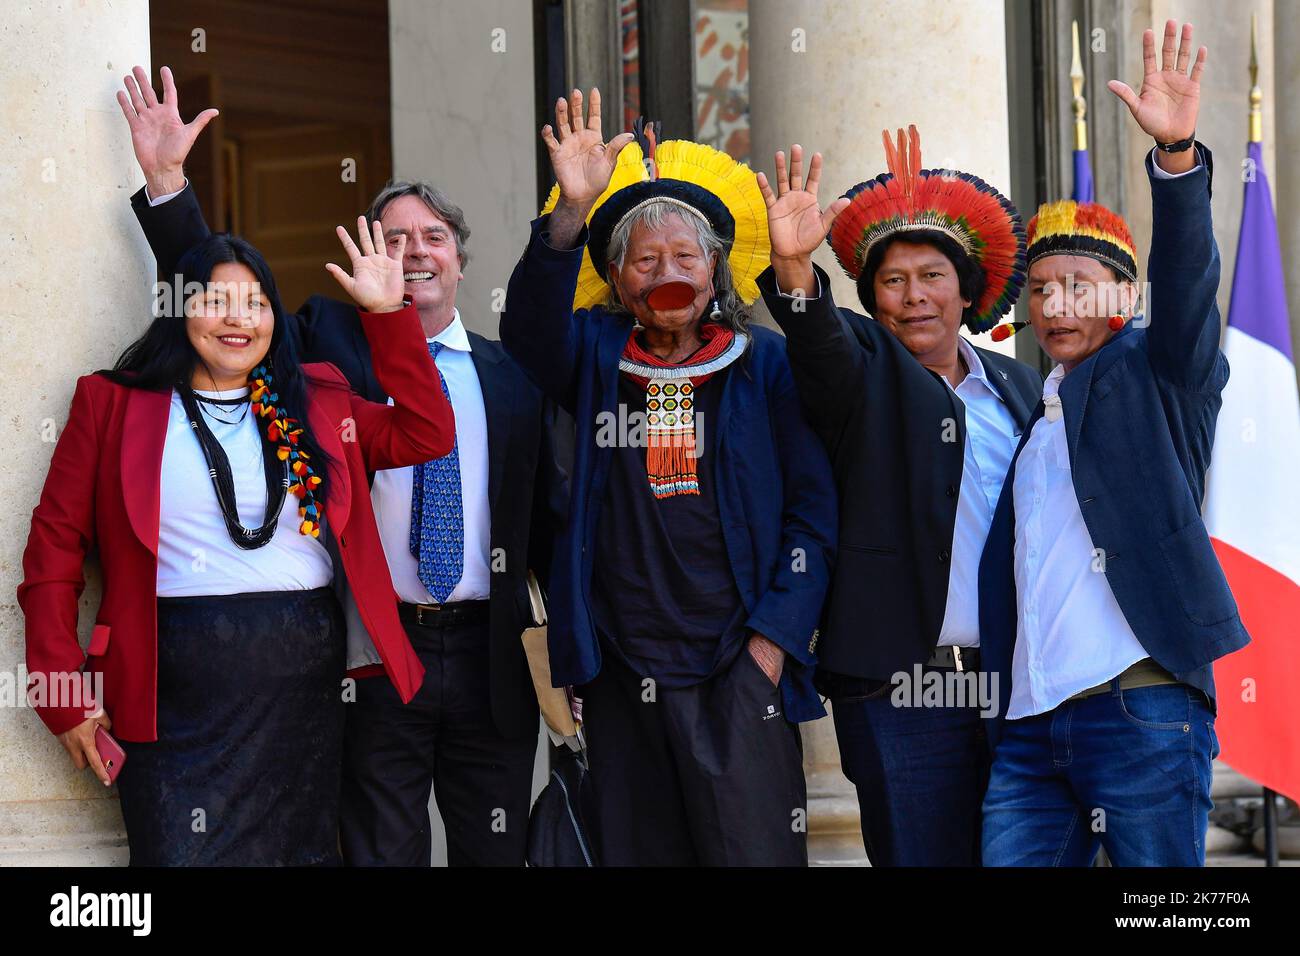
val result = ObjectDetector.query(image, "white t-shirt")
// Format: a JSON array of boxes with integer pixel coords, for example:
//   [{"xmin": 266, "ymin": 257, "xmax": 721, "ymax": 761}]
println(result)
[{"xmin": 156, "ymin": 385, "xmax": 333, "ymax": 597}]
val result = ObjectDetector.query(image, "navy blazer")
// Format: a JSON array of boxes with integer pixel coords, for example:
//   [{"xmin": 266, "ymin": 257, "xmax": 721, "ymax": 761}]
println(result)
[
  {"xmin": 760, "ymin": 264, "xmax": 1043, "ymax": 683},
  {"xmin": 501, "ymin": 217, "xmax": 838, "ymax": 722},
  {"xmin": 978, "ymin": 146, "xmax": 1250, "ymax": 748}
]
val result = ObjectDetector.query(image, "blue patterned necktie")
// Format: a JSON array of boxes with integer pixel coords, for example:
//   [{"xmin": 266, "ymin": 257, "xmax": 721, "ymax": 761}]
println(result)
[{"xmin": 410, "ymin": 341, "xmax": 463, "ymax": 602}]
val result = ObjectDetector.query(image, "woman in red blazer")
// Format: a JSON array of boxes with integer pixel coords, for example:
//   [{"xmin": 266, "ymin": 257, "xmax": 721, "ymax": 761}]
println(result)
[{"xmin": 18, "ymin": 217, "xmax": 454, "ymax": 865}]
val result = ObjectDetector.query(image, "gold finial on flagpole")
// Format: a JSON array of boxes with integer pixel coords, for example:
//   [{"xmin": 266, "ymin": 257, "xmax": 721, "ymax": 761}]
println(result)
[
  {"xmin": 1248, "ymin": 12, "xmax": 1262, "ymax": 144},
  {"xmin": 1070, "ymin": 20, "xmax": 1087, "ymax": 151}
]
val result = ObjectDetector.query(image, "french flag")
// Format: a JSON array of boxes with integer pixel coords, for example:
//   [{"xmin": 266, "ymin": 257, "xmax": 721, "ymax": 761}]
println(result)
[{"xmin": 1204, "ymin": 141, "xmax": 1300, "ymax": 802}]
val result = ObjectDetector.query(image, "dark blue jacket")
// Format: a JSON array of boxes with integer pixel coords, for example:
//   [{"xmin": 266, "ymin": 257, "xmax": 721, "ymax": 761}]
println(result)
[
  {"xmin": 978, "ymin": 146, "xmax": 1250, "ymax": 748},
  {"xmin": 501, "ymin": 217, "xmax": 838, "ymax": 722}
]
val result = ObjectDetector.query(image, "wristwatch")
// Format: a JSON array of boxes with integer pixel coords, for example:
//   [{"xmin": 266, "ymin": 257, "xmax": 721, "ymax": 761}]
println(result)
[{"xmin": 1154, "ymin": 132, "xmax": 1196, "ymax": 153}]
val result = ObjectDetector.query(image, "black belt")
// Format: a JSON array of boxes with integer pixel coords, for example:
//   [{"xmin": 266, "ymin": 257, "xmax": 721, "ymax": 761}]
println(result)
[
  {"xmin": 398, "ymin": 599, "xmax": 490, "ymax": 629},
  {"xmin": 926, "ymin": 645, "xmax": 981, "ymax": 671}
]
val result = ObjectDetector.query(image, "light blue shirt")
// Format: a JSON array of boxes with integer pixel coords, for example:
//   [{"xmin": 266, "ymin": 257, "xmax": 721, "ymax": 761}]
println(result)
[
  {"xmin": 371, "ymin": 311, "xmax": 492, "ymax": 604},
  {"xmin": 937, "ymin": 337, "xmax": 1020, "ymax": 647}
]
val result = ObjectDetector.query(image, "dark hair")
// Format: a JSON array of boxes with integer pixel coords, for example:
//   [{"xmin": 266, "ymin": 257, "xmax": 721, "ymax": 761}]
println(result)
[
  {"xmin": 856, "ymin": 229, "xmax": 986, "ymax": 327},
  {"xmin": 102, "ymin": 233, "xmax": 333, "ymax": 501}
]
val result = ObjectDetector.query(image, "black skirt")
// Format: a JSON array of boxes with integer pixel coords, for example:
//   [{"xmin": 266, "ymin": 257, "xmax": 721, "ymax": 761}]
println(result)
[{"xmin": 117, "ymin": 586, "xmax": 346, "ymax": 866}]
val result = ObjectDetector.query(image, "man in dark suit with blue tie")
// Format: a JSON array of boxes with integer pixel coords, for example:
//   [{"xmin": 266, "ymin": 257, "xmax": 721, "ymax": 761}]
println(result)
[
  {"xmin": 119, "ymin": 66, "xmax": 563, "ymax": 866},
  {"xmin": 977, "ymin": 21, "xmax": 1249, "ymax": 866}
]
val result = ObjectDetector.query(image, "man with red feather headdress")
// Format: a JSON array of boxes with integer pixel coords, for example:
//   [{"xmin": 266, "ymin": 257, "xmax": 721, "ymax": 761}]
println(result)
[{"xmin": 751, "ymin": 132, "xmax": 1043, "ymax": 865}]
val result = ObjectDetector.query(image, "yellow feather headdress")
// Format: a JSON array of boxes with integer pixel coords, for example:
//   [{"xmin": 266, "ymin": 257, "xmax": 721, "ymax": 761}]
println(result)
[{"xmin": 541, "ymin": 140, "xmax": 769, "ymax": 310}]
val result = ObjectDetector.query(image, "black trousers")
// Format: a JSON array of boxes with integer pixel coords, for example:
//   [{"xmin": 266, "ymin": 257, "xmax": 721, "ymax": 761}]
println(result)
[
  {"xmin": 579, "ymin": 646, "xmax": 808, "ymax": 866},
  {"xmin": 339, "ymin": 617, "xmax": 538, "ymax": 866}
]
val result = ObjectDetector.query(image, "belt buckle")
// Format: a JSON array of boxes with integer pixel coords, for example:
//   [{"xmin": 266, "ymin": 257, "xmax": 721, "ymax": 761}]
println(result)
[
  {"xmin": 952, "ymin": 646, "xmax": 965, "ymax": 672},
  {"xmin": 415, "ymin": 602, "xmax": 442, "ymax": 626}
]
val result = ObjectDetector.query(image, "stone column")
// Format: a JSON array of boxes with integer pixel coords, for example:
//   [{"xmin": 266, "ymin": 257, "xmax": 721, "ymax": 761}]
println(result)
[
  {"xmin": 1118, "ymin": 0, "xmax": 1276, "ymax": 324},
  {"xmin": 748, "ymin": 0, "xmax": 1011, "ymax": 864},
  {"xmin": 748, "ymin": 0, "xmax": 1014, "ymax": 355},
  {"xmin": 389, "ymin": 0, "xmax": 540, "ymax": 341},
  {"xmin": 0, "ymin": 0, "xmax": 154, "ymax": 865}
]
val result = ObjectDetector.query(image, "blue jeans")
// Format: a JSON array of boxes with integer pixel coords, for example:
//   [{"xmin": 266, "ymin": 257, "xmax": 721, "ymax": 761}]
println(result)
[
  {"xmin": 830, "ymin": 674, "xmax": 989, "ymax": 866},
  {"xmin": 982, "ymin": 682, "xmax": 1219, "ymax": 866}
]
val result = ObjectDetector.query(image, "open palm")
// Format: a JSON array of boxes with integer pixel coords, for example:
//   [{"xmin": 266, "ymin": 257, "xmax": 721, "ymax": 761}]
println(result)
[
  {"xmin": 326, "ymin": 217, "xmax": 407, "ymax": 312},
  {"xmin": 116, "ymin": 66, "xmax": 218, "ymax": 179},
  {"xmin": 757, "ymin": 145, "xmax": 849, "ymax": 262},
  {"xmin": 542, "ymin": 89, "xmax": 635, "ymax": 208},
  {"xmin": 1108, "ymin": 21, "xmax": 1204, "ymax": 143}
]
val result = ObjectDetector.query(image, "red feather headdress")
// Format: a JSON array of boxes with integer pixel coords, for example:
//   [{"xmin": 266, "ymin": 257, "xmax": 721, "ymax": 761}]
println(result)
[{"xmin": 828, "ymin": 125, "xmax": 1027, "ymax": 333}]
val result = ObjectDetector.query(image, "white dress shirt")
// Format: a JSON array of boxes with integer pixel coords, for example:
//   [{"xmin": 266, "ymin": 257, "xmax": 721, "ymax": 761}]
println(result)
[
  {"xmin": 157, "ymin": 386, "xmax": 333, "ymax": 596},
  {"xmin": 369, "ymin": 312, "xmax": 492, "ymax": 604},
  {"xmin": 936, "ymin": 337, "xmax": 1020, "ymax": 647},
  {"xmin": 1007, "ymin": 364, "xmax": 1148, "ymax": 718},
  {"xmin": 1004, "ymin": 148, "xmax": 1201, "ymax": 716},
  {"xmin": 146, "ymin": 182, "xmax": 186, "ymax": 205}
]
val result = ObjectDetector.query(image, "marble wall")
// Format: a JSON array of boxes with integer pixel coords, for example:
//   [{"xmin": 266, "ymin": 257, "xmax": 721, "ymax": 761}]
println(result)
[{"xmin": 0, "ymin": 0, "xmax": 154, "ymax": 864}]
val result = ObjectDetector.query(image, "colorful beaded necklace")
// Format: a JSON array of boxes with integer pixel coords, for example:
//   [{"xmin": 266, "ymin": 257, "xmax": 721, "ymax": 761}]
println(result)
[{"xmin": 250, "ymin": 364, "xmax": 324, "ymax": 537}]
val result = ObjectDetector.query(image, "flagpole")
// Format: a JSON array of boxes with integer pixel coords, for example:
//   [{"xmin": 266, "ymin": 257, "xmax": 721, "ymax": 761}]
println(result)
[
  {"xmin": 1070, "ymin": 20, "xmax": 1086, "ymax": 152},
  {"xmin": 1068, "ymin": 21, "xmax": 1094, "ymax": 203},
  {"xmin": 1248, "ymin": 13, "xmax": 1262, "ymax": 145},
  {"xmin": 1245, "ymin": 10, "xmax": 1280, "ymax": 869}
]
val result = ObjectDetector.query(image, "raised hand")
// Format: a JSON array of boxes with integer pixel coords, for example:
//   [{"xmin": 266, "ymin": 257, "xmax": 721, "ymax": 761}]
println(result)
[
  {"xmin": 116, "ymin": 65, "xmax": 219, "ymax": 198},
  {"xmin": 1107, "ymin": 21, "xmax": 1204, "ymax": 146},
  {"xmin": 541, "ymin": 89, "xmax": 635, "ymax": 249},
  {"xmin": 757, "ymin": 144, "xmax": 849, "ymax": 295},
  {"xmin": 326, "ymin": 217, "xmax": 407, "ymax": 313},
  {"xmin": 543, "ymin": 89, "xmax": 635, "ymax": 208}
]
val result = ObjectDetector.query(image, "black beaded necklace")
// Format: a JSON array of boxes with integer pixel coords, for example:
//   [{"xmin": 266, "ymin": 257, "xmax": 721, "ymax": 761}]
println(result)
[
  {"xmin": 178, "ymin": 386, "xmax": 288, "ymax": 550},
  {"xmin": 194, "ymin": 390, "xmax": 250, "ymax": 426}
]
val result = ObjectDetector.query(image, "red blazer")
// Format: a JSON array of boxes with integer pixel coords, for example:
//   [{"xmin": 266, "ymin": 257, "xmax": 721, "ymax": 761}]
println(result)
[{"xmin": 18, "ymin": 305, "xmax": 454, "ymax": 741}]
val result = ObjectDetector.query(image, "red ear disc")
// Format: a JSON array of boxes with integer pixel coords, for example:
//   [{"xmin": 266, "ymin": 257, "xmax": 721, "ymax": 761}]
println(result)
[
  {"xmin": 646, "ymin": 280, "xmax": 698, "ymax": 311},
  {"xmin": 1108, "ymin": 314, "xmax": 1126, "ymax": 331}
]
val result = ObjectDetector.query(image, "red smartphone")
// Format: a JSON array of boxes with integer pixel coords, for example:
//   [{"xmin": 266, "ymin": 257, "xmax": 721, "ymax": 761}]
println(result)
[{"xmin": 94, "ymin": 725, "xmax": 126, "ymax": 784}]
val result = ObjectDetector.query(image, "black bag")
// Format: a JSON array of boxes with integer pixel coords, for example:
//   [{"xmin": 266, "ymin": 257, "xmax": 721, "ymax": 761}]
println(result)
[{"xmin": 526, "ymin": 744, "xmax": 598, "ymax": 867}]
